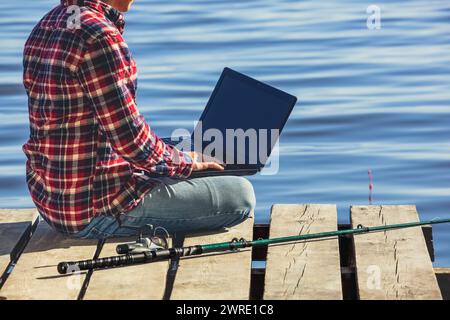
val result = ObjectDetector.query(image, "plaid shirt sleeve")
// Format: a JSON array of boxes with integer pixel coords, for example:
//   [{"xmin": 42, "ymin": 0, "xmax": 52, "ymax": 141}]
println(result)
[{"xmin": 77, "ymin": 33, "xmax": 193, "ymax": 178}]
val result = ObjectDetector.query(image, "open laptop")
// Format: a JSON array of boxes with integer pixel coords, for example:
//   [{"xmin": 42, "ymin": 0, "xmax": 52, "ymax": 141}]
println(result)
[{"xmin": 161, "ymin": 67, "xmax": 297, "ymax": 178}]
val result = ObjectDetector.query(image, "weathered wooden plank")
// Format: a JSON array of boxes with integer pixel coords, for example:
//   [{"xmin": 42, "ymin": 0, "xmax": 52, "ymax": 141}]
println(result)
[
  {"xmin": 83, "ymin": 237, "xmax": 170, "ymax": 300},
  {"xmin": 351, "ymin": 205, "xmax": 442, "ymax": 300},
  {"xmin": 170, "ymin": 217, "xmax": 254, "ymax": 300},
  {"xmin": 0, "ymin": 209, "xmax": 39, "ymax": 283},
  {"xmin": 0, "ymin": 222, "xmax": 98, "ymax": 300},
  {"xmin": 264, "ymin": 204, "xmax": 342, "ymax": 300}
]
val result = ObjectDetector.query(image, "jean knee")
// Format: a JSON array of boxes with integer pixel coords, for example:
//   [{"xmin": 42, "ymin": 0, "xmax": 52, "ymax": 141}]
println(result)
[
  {"xmin": 221, "ymin": 176, "xmax": 256, "ymax": 215},
  {"xmin": 239, "ymin": 177, "xmax": 256, "ymax": 213}
]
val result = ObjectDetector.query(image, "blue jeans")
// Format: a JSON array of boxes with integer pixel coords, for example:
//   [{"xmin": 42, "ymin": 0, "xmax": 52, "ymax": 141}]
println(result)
[{"xmin": 74, "ymin": 176, "xmax": 256, "ymax": 239}]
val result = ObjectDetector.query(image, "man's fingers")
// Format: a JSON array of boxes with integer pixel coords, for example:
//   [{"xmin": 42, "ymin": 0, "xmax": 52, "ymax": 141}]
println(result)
[
  {"xmin": 201, "ymin": 162, "xmax": 225, "ymax": 171},
  {"xmin": 190, "ymin": 152, "xmax": 226, "ymax": 172},
  {"xmin": 202, "ymin": 154, "xmax": 225, "ymax": 166}
]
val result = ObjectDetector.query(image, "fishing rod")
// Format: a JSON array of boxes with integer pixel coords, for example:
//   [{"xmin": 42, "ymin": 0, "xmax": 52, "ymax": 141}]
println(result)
[{"xmin": 57, "ymin": 217, "xmax": 450, "ymax": 274}]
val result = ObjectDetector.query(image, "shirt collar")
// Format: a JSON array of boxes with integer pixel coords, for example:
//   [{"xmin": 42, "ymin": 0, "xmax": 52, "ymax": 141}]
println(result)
[{"xmin": 61, "ymin": 0, "xmax": 125, "ymax": 34}]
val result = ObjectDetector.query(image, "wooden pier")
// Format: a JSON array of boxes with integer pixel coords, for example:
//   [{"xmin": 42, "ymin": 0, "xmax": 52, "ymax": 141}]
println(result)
[{"xmin": 0, "ymin": 205, "xmax": 448, "ymax": 300}]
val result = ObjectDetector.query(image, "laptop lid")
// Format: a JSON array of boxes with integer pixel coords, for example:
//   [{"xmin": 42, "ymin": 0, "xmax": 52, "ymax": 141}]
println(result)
[{"xmin": 192, "ymin": 68, "xmax": 297, "ymax": 167}]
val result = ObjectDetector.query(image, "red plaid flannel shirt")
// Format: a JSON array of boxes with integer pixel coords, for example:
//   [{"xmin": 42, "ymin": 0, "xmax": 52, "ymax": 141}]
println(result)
[{"xmin": 22, "ymin": 0, "xmax": 193, "ymax": 234}]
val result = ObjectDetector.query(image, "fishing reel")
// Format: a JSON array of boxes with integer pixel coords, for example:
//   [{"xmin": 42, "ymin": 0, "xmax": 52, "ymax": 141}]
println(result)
[{"xmin": 115, "ymin": 225, "xmax": 169, "ymax": 255}]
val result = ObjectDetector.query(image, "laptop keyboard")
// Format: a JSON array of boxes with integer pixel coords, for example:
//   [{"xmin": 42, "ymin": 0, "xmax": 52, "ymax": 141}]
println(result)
[{"xmin": 161, "ymin": 136, "xmax": 261, "ymax": 172}]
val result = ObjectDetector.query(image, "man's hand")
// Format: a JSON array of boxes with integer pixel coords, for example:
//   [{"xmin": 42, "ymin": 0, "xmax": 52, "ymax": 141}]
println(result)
[{"xmin": 186, "ymin": 151, "xmax": 225, "ymax": 172}]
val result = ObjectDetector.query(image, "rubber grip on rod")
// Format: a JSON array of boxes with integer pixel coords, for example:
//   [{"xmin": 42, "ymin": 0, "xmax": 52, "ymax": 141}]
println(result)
[{"xmin": 57, "ymin": 252, "xmax": 150, "ymax": 274}]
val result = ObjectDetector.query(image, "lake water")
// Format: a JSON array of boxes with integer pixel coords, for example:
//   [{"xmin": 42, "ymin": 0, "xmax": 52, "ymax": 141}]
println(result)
[{"xmin": 0, "ymin": 0, "xmax": 449, "ymax": 266}]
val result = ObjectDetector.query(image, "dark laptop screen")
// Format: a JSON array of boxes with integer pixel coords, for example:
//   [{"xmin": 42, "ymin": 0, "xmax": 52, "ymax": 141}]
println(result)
[{"xmin": 193, "ymin": 68, "xmax": 297, "ymax": 166}]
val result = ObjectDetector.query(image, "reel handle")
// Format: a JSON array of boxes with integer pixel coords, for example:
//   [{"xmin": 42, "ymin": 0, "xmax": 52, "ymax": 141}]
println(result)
[{"xmin": 116, "ymin": 236, "xmax": 168, "ymax": 254}]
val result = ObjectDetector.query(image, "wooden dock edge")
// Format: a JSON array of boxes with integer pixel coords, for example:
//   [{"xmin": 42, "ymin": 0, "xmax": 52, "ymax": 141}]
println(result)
[
  {"xmin": 0, "ymin": 209, "xmax": 39, "ymax": 290},
  {"xmin": 1, "ymin": 206, "xmax": 447, "ymax": 300}
]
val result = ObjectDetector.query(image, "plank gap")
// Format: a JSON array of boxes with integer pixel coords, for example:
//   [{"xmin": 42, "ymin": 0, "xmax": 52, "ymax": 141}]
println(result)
[
  {"xmin": 249, "ymin": 222, "xmax": 270, "ymax": 300},
  {"xmin": 77, "ymin": 239, "xmax": 105, "ymax": 300},
  {"xmin": 337, "ymin": 224, "xmax": 357, "ymax": 300}
]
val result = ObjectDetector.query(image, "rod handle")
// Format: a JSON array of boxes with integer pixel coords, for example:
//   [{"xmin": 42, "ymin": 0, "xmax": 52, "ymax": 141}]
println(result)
[{"xmin": 57, "ymin": 252, "xmax": 151, "ymax": 274}]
